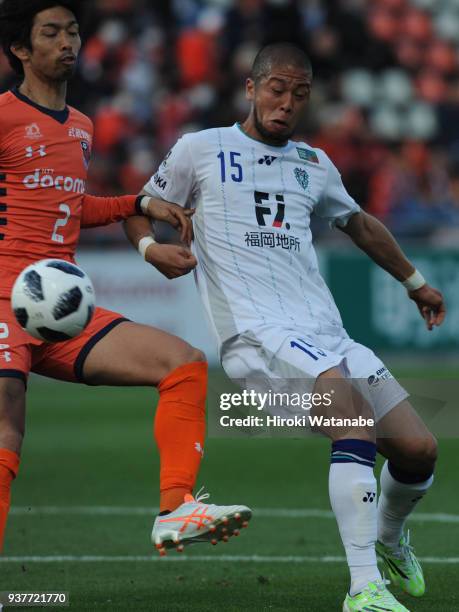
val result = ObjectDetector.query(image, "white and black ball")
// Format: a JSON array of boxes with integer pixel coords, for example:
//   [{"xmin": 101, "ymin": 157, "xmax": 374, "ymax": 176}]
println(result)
[{"xmin": 11, "ymin": 259, "xmax": 96, "ymax": 343}]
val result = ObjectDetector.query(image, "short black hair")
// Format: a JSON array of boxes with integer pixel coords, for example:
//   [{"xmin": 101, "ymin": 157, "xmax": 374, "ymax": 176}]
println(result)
[
  {"xmin": 0, "ymin": 0, "xmax": 81, "ymax": 75},
  {"xmin": 251, "ymin": 42, "xmax": 312, "ymax": 84}
]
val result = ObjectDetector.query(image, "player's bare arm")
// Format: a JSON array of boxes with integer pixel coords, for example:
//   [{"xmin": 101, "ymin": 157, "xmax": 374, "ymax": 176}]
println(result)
[
  {"xmin": 138, "ymin": 192, "xmax": 194, "ymax": 246},
  {"xmin": 340, "ymin": 211, "xmax": 446, "ymax": 330},
  {"xmin": 124, "ymin": 201, "xmax": 197, "ymax": 280}
]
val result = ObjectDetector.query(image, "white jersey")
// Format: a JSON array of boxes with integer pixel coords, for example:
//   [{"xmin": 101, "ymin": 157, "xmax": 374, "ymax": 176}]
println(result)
[{"xmin": 144, "ymin": 123, "xmax": 360, "ymax": 352}]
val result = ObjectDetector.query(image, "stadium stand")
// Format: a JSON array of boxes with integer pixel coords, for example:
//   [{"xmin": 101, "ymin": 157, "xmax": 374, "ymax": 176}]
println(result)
[{"xmin": 2, "ymin": 0, "xmax": 459, "ymax": 243}]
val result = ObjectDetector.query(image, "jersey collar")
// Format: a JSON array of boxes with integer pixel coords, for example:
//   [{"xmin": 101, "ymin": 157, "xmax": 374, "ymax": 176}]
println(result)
[{"xmin": 11, "ymin": 87, "xmax": 70, "ymax": 124}]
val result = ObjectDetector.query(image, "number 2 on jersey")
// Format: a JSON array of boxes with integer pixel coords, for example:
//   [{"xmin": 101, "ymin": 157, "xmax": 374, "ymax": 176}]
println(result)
[
  {"xmin": 52, "ymin": 203, "xmax": 71, "ymax": 244},
  {"xmin": 0, "ymin": 323, "xmax": 11, "ymax": 363}
]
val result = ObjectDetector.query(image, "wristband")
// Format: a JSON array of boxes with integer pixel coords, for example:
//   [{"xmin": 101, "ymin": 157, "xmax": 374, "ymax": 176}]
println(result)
[
  {"xmin": 402, "ymin": 269, "xmax": 426, "ymax": 291},
  {"xmin": 134, "ymin": 196, "xmax": 151, "ymax": 215},
  {"xmin": 138, "ymin": 236, "xmax": 156, "ymax": 260},
  {"xmin": 140, "ymin": 196, "xmax": 151, "ymax": 215}
]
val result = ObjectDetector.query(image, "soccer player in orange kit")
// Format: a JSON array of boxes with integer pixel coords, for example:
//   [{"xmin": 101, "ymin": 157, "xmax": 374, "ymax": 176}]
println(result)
[{"xmin": 0, "ymin": 0, "xmax": 251, "ymax": 555}]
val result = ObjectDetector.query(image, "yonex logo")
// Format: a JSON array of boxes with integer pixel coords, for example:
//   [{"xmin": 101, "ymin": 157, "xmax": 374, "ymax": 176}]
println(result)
[
  {"xmin": 258, "ymin": 156, "xmax": 277, "ymax": 166},
  {"xmin": 23, "ymin": 170, "xmax": 86, "ymax": 194},
  {"xmin": 363, "ymin": 492, "xmax": 376, "ymax": 503}
]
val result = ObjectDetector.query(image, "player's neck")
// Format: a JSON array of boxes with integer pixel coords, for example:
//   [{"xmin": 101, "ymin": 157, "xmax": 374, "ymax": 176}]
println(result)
[
  {"xmin": 240, "ymin": 117, "xmax": 289, "ymax": 148},
  {"xmin": 19, "ymin": 75, "xmax": 67, "ymax": 112}
]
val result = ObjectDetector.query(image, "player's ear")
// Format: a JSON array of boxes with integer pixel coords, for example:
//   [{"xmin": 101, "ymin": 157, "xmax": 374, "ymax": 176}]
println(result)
[
  {"xmin": 246, "ymin": 78, "xmax": 255, "ymax": 101},
  {"xmin": 10, "ymin": 44, "xmax": 31, "ymax": 65}
]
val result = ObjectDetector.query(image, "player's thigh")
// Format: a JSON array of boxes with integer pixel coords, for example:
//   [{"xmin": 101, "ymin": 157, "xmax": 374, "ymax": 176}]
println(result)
[
  {"xmin": 223, "ymin": 330, "xmax": 345, "ymax": 408},
  {"xmin": 0, "ymin": 302, "xmax": 31, "ymax": 451},
  {"xmin": 376, "ymin": 399, "xmax": 437, "ymax": 473},
  {"xmin": 223, "ymin": 329, "xmax": 375, "ymax": 440},
  {"xmin": 0, "ymin": 301, "xmax": 35, "ymax": 383},
  {"xmin": 81, "ymin": 321, "xmax": 204, "ymax": 386},
  {"xmin": 31, "ymin": 307, "xmax": 128, "ymax": 383},
  {"xmin": 223, "ymin": 328, "xmax": 344, "ymax": 383},
  {"xmin": 32, "ymin": 307, "xmax": 204, "ymax": 387},
  {"xmin": 338, "ymin": 338, "xmax": 409, "ymax": 424}
]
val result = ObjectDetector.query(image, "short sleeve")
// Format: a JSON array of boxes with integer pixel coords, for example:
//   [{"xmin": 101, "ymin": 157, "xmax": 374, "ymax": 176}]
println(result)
[
  {"xmin": 314, "ymin": 154, "xmax": 360, "ymax": 228},
  {"xmin": 143, "ymin": 135, "xmax": 196, "ymax": 207}
]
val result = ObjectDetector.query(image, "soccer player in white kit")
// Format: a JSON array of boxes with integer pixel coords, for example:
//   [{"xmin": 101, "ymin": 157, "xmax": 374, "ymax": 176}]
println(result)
[{"xmin": 126, "ymin": 43, "xmax": 445, "ymax": 611}]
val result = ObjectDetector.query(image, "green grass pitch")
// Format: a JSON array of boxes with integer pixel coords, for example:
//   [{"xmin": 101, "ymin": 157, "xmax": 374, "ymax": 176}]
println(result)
[{"xmin": 1, "ymin": 369, "xmax": 459, "ymax": 611}]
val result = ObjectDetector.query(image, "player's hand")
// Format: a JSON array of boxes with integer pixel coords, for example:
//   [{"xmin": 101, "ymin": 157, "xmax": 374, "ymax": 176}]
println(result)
[
  {"xmin": 145, "ymin": 243, "xmax": 197, "ymax": 279},
  {"xmin": 408, "ymin": 284, "xmax": 446, "ymax": 331},
  {"xmin": 145, "ymin": 198, "xmax": 194, "ymax": 245}
]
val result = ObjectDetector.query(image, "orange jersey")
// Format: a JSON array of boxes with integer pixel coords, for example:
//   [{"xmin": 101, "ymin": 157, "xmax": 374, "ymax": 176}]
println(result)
[
  {"xmin": 0, "ymin": 89, "xmax": 139, "ymax": 300},
  {"xmin": 0, "ymin": 88, "xmax": 92, "ymax": 298}
]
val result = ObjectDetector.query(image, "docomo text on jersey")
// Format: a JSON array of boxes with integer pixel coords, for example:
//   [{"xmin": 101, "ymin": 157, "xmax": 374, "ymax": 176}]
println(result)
[{"xmin": 23, "ymin": 170, "xmax": 86, "ymax": 194}]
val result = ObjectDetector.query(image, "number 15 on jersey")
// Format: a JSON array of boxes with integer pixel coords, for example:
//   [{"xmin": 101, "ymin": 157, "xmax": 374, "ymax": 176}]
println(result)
[{"xmin": 218, "ymin": 151, "xmax": 243, "ymax": 183}]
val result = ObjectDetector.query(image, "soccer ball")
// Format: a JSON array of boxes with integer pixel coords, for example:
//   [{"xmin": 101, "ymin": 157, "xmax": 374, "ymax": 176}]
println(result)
[{"xmin": 11, "ymin": 259, "xmax": 96, "ymax": 342}]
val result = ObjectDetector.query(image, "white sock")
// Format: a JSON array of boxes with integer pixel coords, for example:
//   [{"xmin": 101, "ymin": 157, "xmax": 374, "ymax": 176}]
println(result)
[
  {"xmin": 329, "ymin": 443, "xmax": 381, "ymax": 596},
  {"xmin": 378, "ymin": 460, "xmax": 434, "ymax": 550}
]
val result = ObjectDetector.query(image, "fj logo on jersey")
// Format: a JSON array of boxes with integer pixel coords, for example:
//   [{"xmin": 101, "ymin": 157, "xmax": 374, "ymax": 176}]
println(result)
[
  {"xmin": 258, "ymin": 155, "xmax": 277, "ymax": 166},
  {"xmin": 81, "ymin": 141, "xmax": 91, "ymax": 170},
  {"xmin": 294, "ymin": 167, "xmax": 309, "ymax": 191},
  {"xmin": 296, "ymin": 147, "xmax": 319, "ymax": 164},
  {"xmin": 25, "ymin": 123, "xmax": 43, "ymax": 140}
]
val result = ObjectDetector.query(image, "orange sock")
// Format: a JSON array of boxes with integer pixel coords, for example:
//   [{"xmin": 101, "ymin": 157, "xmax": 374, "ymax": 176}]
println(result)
[
  {"xmin": 155, "ymin": 361, "xmax": 207, "ymax": 512},
  {"xmin": 0, "ymin": 449, "xmax": 20, "ymax": 552}
]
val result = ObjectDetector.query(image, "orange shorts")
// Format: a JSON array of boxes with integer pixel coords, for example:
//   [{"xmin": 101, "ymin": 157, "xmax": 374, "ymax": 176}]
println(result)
[{"xmin": 0, "ymin": 299, "xmax": 128, "ymax": 386}]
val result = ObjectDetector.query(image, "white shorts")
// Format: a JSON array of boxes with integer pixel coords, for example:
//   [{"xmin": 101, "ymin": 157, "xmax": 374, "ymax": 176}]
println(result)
[{"xmin": 221, "ymin": 326, "xmax": 409, "ymax": 423}]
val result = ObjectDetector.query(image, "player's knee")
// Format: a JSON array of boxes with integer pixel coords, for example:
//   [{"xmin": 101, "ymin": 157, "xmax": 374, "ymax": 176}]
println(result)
[
  {"xmin": 0, "ymin": 378, "xmax": 26, "ymax": 450},
  {"xmin": 170, "ymin": 345, "xmax": 206, "ymax": 370},
  {"xmin": 420, "ymin": 435, "xmax": 438, "ymax": 471},
  {"xmin": 0, "ymin": 378, "xmax": 25, "ymax": 415},
  {"xmin": 313, "ymin": 376, "xmax": 376, "ymax": 441},
  {"xmin": 187, "ymin": 347, "xmax": 206, "ymax": 364},
  {"xmin": 402, "ymin": 435, "xmax": 438, "ymax": 473}
]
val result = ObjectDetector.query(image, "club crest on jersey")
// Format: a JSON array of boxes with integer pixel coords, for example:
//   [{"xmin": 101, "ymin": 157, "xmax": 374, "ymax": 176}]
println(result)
[
  {"xmin": 80, "ymin": 140, "xmax": 91, "ymax": 170},
  {"xmin": 296, "ymin": 147, "xmax": 319, "ymax": 164},
  {"xmin": 294, "ymin": 167, "xmax": 309, "ymax": 191},
  {"xmin": 25, "ymin": 123, "xmax": 43, "ymax": 140}
]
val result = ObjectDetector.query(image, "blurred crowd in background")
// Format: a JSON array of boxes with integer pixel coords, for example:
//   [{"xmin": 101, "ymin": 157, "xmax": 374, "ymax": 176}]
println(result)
[{"xmin": 2, "ymin": 0, "xmax": 459, "ymax": 244}]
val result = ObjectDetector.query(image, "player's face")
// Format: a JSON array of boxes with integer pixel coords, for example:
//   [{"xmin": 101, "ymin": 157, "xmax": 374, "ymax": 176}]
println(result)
[
  {"xmin": 21, "ymin": 6, "xmax": 81, "ymax": 81},
  {"xmin": 247, "ymin": 65, "xmax": 312, "ymax": 145}
]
